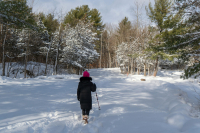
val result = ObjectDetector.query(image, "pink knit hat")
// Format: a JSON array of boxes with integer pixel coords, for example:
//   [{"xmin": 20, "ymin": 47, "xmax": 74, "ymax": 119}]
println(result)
[{"xmin": 83, "ymin": 71, "xmax": 90, "ymax": 77}]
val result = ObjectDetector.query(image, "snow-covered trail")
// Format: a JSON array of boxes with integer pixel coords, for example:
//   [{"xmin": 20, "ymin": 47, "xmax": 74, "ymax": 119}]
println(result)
[{"xmin": 0, "ymin": 68, "xmax": 200, "ymax": 133}]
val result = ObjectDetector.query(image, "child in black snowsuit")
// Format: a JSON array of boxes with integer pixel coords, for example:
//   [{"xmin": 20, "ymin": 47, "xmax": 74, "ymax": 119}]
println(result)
[{"xmin": 77, "ymin": 71, "xmax": 96, "ymax": 124}]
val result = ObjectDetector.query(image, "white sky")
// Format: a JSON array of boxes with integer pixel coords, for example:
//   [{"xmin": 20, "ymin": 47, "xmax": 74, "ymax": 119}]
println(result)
[{"xmin": 29, "ymin": 0, "xmax": 154, "ymax": 25}]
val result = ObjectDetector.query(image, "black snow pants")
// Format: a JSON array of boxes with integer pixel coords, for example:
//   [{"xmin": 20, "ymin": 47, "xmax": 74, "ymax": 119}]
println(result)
[{"xmin": 82, "ymin": 109, "xmax": 90, "ymax": 116}]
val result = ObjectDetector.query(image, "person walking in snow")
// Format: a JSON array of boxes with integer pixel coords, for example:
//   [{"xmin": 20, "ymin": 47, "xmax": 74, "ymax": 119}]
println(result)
[{"xmin": 77, "ymin": 71, "xmax": 96, "ymax": 124}]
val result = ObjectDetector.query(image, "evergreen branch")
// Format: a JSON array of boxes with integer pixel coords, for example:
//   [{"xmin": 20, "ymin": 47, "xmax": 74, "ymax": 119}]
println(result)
[{"xmin": 0, "ymin": 13, "xmax": 38, "ymax": 30}]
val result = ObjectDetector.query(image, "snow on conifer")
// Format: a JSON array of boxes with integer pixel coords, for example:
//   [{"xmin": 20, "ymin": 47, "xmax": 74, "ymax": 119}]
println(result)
[{"xmin": 60, "ymin": 21, "xmax": 99, "ymax": 68}]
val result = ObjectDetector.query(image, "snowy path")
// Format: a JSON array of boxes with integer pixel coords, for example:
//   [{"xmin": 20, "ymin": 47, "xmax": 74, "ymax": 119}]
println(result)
[{"xmin": 0, "ymin": 68, "xmax": 200, "ymax": 133}]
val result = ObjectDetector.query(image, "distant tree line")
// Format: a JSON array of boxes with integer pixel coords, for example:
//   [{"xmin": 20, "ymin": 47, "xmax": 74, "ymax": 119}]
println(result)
[
  {"xmin": 0, "ymin": 0, "xmax": 199, "ymax": 79},
  {"xmin": 0, "ymin": 1, "xmax": 103, "ymax": 78},
  {"xmin": 105, "ymin": 0, "xmax": 200, "ymax": 78}
]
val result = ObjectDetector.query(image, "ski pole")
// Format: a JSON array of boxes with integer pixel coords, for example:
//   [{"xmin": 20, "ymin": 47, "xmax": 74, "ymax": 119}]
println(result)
[{"xmin": 95, "ymin": 91, "xmax": 101, "ymax": 110}]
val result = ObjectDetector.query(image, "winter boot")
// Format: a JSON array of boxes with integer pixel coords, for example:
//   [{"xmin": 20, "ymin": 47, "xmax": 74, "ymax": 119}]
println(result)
[
  {"xmin": 83, "ymin": 115, "xmax": 88, "ymax": 124},
  {"xmin": 82, "ymin": 115, "xmax": 85, "ymax": 120}
]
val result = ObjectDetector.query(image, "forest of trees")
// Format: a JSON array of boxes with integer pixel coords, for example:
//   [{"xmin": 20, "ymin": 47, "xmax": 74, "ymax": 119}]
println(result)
[{"xmin": 0, "ymin": 0, "xmax": 199, "ymax": 79}]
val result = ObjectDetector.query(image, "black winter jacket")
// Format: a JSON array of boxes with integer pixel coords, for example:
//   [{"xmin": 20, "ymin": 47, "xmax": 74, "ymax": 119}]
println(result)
[{"xmin": 77, "ymin": 77, "xmax": 96, "ymax": 109}]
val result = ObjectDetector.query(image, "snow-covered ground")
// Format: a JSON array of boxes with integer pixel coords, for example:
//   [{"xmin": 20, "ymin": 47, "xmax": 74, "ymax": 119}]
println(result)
[
  {"xmin": 0, "ymin": 68, "xmax": 200, "ymax": 133},
  {"xmin": 0, "ymin": 62, "xmax": 68, "ymax": 79}
]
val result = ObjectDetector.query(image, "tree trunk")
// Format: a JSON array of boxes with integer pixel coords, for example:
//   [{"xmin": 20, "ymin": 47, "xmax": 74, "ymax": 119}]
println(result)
[
  {"xmin": 55, "ymin": 39, "xmax": 60, "ymax": 75},
  {"xmin": 144, "ymin": 63, "xmax": 146, "ymax": 76},
  {"xmin": 129, "ymin": 59, "xmax": 131, "ymax": 73},
  {"xmin": 99, "ymin": 33, "xmax": 102, "ymax": 68},
  {"xmin": 2, "ymin": 56, "xmax": 6, "ymax": 76},
  {"xmin": 153, "ymin": 57, "xmax": 159, "ymax": 77},
  {"xmin": 134, "ymin": 60, "xmax": 136, "ymax": 75},
  {"xmin": 80, "ymin": 68, "xmax": 83, "ymax": 75},
  {"xmin": 148, "ymin": 65, "xmax": 150, "ymax": 76},
  {"xmin": 45, "ymin": 37, "xmax": 52, "ymax": 76},
  {"xmin": 24, "ymin": 31, "xmax": 30, "ymax": 78},
  {"xmin": 2, "ymin": 24, "xmax": 7, "ymax": 76},
  {"xmin": 107, "ymin": 36, "xmax": 111, "ymax": 68},
  {"xmin": 37, "ymin": 66, "xmax": 40, "ymax": 76},
  {"xmin": 7, "ymin": 58, "xmax": 13, "ymax": 77},
  {"xmin": 115, "ymin": 58, "xmax": 118, "ymax": 68},
  {"xmin": 24, "ymin": 53, "xmax": 28, "ymax": 78},
  {"xmin": 127, "ymin": 62, "xmax": 129, "ymax": 75},
  {"xmin": 55, "ymin": 23, "xmax": 62, "ymax": 75},
  {"xmin": 139, "ymin": 67, "xmax": 141, "ymax": 75},
  {"xmin": 6, "ymin": 61, "xmax": 10, "ymax": 77},
  {"xmin": 77, "ymin": 67, "xmax": 79, "ymax": 75},
  {"xmin": 131, "ymin": 57, "xmax": 133, "ymax": 74},
  {"xmin": 55, "ymin": 48, "xmax": 58, "ymax": 75},
  {"xmin": 109, "ymin": 52, "xmax": 111, "ymax": 68}
]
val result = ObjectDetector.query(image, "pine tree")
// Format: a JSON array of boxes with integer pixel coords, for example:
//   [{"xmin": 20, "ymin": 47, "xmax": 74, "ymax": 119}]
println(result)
[
  {"xmin": 38, "ymin": 13, "xmax": 59, "ymax": 38},
  {"xmin": 162, "ymin": 0, "xmax": 200, "ymax": 78},
  {"xmin": 64, "ymin": 5, "xmax": 104, "ymax": 67},
  {"xmin": 145, "ymin": 0, "xmax": 182, "ymax": 76},
  {"xmin": 64, "ymin": 5, "xmax": 90, "ymax": 27},
  {"xmin": 37, "ymin": 17, "xmax": 50, "ymax": 75},
  {"xmin": 117, "ymin": 17, "xmax": 132, "ymax": 44},
  {"xmin": 60, "ymin": 21, "xmax": 99, "ymax": 71},
  {"xmin": 63, "ymin": 5, "xmax": 104, "ymax": 33},
  {"xmin": 0, "ymin": 0, "xmax": 36, "ymax": 76},
  {"xmin": 0, "ymin": 0, "xmax": 36, "ymax": 28},
  {"xmin": 89, "ymin": 8, "xmax": 104, "ymax": 34}
]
